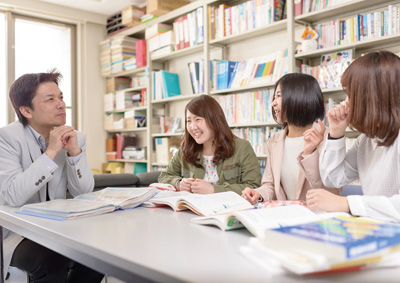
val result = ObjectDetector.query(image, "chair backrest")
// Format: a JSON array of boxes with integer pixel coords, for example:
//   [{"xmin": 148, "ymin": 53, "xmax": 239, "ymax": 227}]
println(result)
[
  {"xmin": 135, "ymin": 171, "xmax": 162, "ymax": 187},
  {"xmin": 341, "ymin": 185, "xmax": 363, "ymax": 196},
  {"xmin": 93, "ymin": 173, "xmax": 139, "ymax": 191}
]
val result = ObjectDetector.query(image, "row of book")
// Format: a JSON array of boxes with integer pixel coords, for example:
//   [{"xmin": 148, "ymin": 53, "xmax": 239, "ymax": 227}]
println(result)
[
  {"xmin": 104, "ymin": 89, "xmax": 147, "ymax": 112},
  {"xmin": 215, "ymin": 90, "xmax": 275, "ymax": 126},
  {"xmin": 104, "ymin": 109, "xmax": 146, "ymax": 131},
  {"xmin": 211, "ymin": 49, "xmax": 289, "ymax": 91},
  {"xmin": 105, "ymin": 74, "xmax": 148, "ymax": 93},
  {"xmin": 294, "ymin": 0, "xmax": 351, "ymax": 17},
  {"xmin": 311, "ymin": 4, "xmax": 400, "ymax": 50},
  {"xmin": 152, "ymin": 70, "xmax": 181, "ymax": 101},
  {"xmin": 208, "ymin": 0, "xmax": 286, "ymax": 41},
  {"xmin": 301, "ymin": 49, "xmax": 353, "ymax": 89},
  {"xmin": 146, "ymin": 7, "xmax": 204, "ymax": 56},
  {"xmin": 232, "ymin": 126, "xmax": 280, "ymax": 155}
]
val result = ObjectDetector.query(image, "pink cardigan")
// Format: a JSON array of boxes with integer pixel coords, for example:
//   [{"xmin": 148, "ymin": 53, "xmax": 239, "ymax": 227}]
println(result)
[{"xmin": 256, "ymin": 123, "xmax": 341, "ymax": 201}]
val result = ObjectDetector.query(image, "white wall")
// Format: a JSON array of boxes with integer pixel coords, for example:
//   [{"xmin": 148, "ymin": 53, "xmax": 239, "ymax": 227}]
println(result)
[{"xmin": 0, "ymin": 0, "xmax": 107, "ymax": 171}]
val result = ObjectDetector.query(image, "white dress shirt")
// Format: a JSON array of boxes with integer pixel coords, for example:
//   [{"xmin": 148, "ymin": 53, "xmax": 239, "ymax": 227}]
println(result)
[{"xmin": 319, "ymin": 133, "xmax": 400, "ymax": 222}]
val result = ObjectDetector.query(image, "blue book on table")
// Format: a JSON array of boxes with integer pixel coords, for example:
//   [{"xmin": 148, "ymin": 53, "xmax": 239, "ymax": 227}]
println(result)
[
  {"xmin": 264, "ymin": 216, "xmax": 400, "ymax": 262},
  {"xmin": 161, "ymin": 70, "xmax": 181, "ymax": 98}
]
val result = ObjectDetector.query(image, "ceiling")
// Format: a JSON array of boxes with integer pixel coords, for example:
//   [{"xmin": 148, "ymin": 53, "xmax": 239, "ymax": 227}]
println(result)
[{"xmin": 36, "ymin": 0, "xmax": 147, "ymax": 16}]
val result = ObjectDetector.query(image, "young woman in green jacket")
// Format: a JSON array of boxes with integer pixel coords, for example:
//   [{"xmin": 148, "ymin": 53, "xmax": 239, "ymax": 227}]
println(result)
[{"xmin": 158, "ymin": 95, "xmax": 261, "ymax": 195}]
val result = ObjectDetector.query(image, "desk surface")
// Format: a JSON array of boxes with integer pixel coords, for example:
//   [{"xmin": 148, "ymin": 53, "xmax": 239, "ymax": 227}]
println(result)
[{"xmin": 1, "ymin": 206, "xmax": 400, "ymax": 282}]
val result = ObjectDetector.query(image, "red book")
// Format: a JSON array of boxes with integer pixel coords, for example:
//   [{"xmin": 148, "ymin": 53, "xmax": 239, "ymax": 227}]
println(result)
[
  {"xmin": 294, "ymin": 0, "xmax": 303, "ymax": 17},
  {"xmin": 135, "ymin": 40, "xmax": 147, "ymax": 67}
]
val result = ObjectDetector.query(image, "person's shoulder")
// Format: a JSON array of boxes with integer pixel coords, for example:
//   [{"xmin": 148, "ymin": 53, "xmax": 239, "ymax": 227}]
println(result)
[
  {"xmin": 233, "ymin": 136, "xmax": 251, "ymax": 148},
  {"xmin": 0, "ymin": 121, "xmax": 24, "ymax": 138},
  {"xmin": 268, "ymin": 128, "xmax": 286, "ymax": 143}
]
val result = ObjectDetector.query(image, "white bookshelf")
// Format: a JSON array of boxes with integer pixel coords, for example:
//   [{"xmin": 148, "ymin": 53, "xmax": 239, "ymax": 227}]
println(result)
[{"xmin": 101, "ymin": 0, "xmax": 400, "ymax": 172}]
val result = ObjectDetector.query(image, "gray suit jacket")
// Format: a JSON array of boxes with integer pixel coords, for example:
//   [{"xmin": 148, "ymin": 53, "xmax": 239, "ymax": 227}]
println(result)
[{"xmin": 0, "ymin": 121, "xmax": 94, "ymax": 278}]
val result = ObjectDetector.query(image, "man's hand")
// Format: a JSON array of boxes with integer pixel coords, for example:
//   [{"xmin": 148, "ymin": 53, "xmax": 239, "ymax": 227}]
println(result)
[{"xmin": 45, "ymin": 126, "xmax": 81, "ymax": 160}]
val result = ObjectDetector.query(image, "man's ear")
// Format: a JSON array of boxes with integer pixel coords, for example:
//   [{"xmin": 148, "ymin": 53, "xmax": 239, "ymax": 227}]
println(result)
[{"xmin": 19, "ymin": 106, "xmax": 33, "ymax": 119}]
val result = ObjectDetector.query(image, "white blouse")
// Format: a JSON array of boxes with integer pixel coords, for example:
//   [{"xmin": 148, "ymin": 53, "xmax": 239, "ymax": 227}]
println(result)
[{"xmin": 319, "ymin": 133, "xmax": 400, "ymax": 222}]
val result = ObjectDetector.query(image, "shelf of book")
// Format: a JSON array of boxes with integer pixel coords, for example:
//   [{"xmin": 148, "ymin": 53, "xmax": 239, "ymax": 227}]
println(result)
[
  {"xmin": 105, "ymin": 67, "xmax": 148, "ymax": 78},
  {"xmin": 111, "ymin": 86, "xmax": 147, "ymax": 94},
  {"xmin": 210, "ymin": 82, "xmax": 275, "ymax": 95},
  {"xmin": 209, "ymin": 20, "xmax": 287, "ymax": 46},
  {"xmin": 100, "ymin": 0, "xmax": 400, "ymax": 173},
  {"xmin": 295, "ymin": 0, "xmax": 391, "ymax": 23},
  {"xmin": 152, "ymin": 133, "xmax": 183, "ymax": 138},
  {"xmin": 106, "ymin": 127, "xmax": 148, "ymax": 133},
  {"xmin": 105, "ymin": 105, "xmax": 147, "ymax": 114},
  {"xmin": 296, "ymin": 34, "xmax": 400, "ymax": 60},
  {"xmin": 151, "ymin": 44, "xmax": 204, "ymax": 62},
  {"xmin": 108, "ymin": 159, "xmax": 148, "ymax": 163},
  {"xmin": 152, "ymin": 93, "xmax": 202, "ymax": 104}
]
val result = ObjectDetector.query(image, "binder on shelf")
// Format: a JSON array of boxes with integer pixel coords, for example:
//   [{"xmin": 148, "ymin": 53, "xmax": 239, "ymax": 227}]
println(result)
[{"xmin": 161, "ymin": 70, "xmax": 181, "ymax": 98}]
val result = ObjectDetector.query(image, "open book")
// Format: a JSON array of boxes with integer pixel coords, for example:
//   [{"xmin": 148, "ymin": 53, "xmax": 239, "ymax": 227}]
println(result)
[
  {"xmin": 149, "ymin": 191, "xmax": 254, "ymax": 216},
  {"xmin": 18, "ymin": 187, "xmax": 158, "ymax": 220},
  {"xmin": 191, "ymin": 205, "xmax": 333, "ymax": 237}
]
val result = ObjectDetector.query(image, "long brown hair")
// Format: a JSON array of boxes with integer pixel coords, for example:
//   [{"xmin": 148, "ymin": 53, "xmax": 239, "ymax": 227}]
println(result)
[
  {"xmin": 341, "ymin": 51, "xmax": 400, "ymax": 146},
  {"xmin": 182, "ymin": 95, "xmax": 235, "ymax": 167}
]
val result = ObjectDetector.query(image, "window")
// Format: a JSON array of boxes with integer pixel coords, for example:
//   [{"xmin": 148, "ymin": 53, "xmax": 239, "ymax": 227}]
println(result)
[
  {"xmin": 15, "ymin": 17, "xmax": 75, "ymax": 126},
  {"xmin": 1, "ymin": 13, "xmax": 76, "ymax": 127}
]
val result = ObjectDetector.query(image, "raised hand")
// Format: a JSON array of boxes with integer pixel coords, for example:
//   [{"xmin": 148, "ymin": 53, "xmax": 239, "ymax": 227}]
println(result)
[
  {"xmin": 45, "ymin": 126, "xmax": 77, "ymax": 159},
  {"xmin": 327, "ymin": 100, "xmax": 350, "ymax": 138},
  {"xmin": 303, "ymin": 120, "xmax": 326, "ymax": 155}
]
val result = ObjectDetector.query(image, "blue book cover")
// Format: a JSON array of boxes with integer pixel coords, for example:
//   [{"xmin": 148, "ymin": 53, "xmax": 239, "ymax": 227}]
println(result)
[
  {"xmin": 227, "ymin": 62, "xmax": 240, "ymax": 89},
  {"xmin": 161, "ymin": 70, "xmax": 181, "ymax": 98},
  {"xmin": 265, "ymin": 216, "xmax": 400, "ymax": 261}
]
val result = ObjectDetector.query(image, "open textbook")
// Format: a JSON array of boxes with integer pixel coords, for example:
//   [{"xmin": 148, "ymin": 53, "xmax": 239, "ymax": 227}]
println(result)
[
  {"xmin": 17, "ymin": 187, "xmax": 158, "ymax": 220},
  {"xmin": 191, "ymin": 205, "xmax": 344, "ymax": 237},
  {"xmin": 149, "ymin": 191, "xmax": 254, "ymax": 216}
]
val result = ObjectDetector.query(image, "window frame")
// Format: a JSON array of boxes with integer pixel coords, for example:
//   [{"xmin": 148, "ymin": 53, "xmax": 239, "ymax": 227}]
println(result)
[{"xmin": 3, "ymin": 11, "xmax": 77, "ymax": 128}]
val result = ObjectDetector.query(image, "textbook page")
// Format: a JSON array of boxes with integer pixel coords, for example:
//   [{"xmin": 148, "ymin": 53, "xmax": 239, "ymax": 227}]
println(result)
[
  {"xmin": 74, "ymin": 187, "xmax": 158, "ymax": 209},
  {"xmin": 191, "ymin": 205, "xmax": 320, "ymax": 237},
  {"xmin": 150, "ymin": 191, "xmax": 253, "ymax": 216}
]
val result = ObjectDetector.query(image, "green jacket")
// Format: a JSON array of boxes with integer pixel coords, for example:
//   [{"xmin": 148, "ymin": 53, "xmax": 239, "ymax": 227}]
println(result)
[{"xmin": 158, "ymin": 137, "xmax": 261, "ymax": 195}]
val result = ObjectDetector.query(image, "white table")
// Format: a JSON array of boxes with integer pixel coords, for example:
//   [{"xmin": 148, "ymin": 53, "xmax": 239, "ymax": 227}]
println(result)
[{"xmin": 1, "ymin": 206, "xmax": 400, "ymax": 283}]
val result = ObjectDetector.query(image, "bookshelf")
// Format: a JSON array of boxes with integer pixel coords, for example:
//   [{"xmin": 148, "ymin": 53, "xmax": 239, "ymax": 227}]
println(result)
[{"xmin": 101, "ymin": 0, "xmax": 400, "ymax": 173}]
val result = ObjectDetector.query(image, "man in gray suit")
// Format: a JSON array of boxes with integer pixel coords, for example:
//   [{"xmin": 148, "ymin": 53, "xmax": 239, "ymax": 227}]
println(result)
[{"xmin": 0, "ymin": 70, "xmax": 103, "ymax": 282}]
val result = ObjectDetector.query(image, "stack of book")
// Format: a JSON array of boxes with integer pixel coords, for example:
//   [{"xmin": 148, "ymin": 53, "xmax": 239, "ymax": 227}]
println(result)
[
  {"xmin": 146, "ymin": 23, "xmax": 175, "ymax": 56},
  {"xmin": 99, "ymin": 39, "xmax": 111, "ymax": 76},
  {"xmin": 240, "ymin": 215, "xmax": 400, "ymax": 275},
  {"xmin": 106, "ymin": 77, "xmax": 132, "ymax": 92},
  {"xmin": 111, "ymin": 36, "xmax": 138, "ymax": 74}
]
